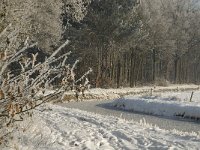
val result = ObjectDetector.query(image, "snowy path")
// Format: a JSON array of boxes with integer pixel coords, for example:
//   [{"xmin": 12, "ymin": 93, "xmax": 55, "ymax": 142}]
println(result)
[
  {"xmin": 60, "ymin": 100, "xmax": 200, "ymax": 133},
  {"xmin": 8, "ymin": 104, "xmax": 200, "ymax": 150}
]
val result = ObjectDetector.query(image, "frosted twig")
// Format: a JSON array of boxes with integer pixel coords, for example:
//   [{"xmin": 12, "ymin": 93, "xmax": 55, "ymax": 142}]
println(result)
[
  {"xmin": 0, "ymin": 43, "xmax": 37, "ymax": 76},
  {"xmin": 48, "ymin": 40, "xmax": 70, "ymax": 61},
  {"xmin": 19, "ymin": 62, "xmax": 25, "ymax": 73},
  {"xmin": 31, "ymin": 53, "xmax": 38, "ymax": 68},
  {"xmin": 75, "ymin": 68, "xmax": 92, "ymax": 83},
  {"xmin": 62, "ymin": 55, "xmax": 68, "ymax": 67}
]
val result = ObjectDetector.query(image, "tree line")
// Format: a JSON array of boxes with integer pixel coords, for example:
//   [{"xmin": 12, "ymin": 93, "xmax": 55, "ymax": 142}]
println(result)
[
  {"xmin": 63, "ymin": 0, "xmax": 200, "ymax": 87},
  {"xmin": 1, "ymin": 0, "xmax": 200, "ymax": 88}
]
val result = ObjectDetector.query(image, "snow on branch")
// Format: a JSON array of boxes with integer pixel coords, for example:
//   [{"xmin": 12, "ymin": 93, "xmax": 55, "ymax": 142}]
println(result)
[
  {"xmin": 75, "ymin": 68, "xmax": 92, "ymax": 83},
  {"xmin": 0, "ymin": 43, "xmax": 38, "ymax": 76},
  {"xmin": 48, "ymin": 40, "xmax": 70, "ymax": 61}
]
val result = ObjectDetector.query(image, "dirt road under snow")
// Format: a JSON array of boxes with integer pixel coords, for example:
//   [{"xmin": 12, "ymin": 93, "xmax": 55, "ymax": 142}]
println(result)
[{"xmin": 60, "ymin": 99, "xmax": 200, "ymax": 133}]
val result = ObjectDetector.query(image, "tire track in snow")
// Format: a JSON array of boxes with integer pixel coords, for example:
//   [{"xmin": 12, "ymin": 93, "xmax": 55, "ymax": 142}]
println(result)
[
  {"xmin": 60, "ymin": 100, "xmax": 200, "ymax": 133},
  {"xmin": 36, "ymin": 105, "xmax": 200, "ymax": 150},
  {"xmin": 7, "ymin": 104, "xmax": 200, "ymax": 150}
]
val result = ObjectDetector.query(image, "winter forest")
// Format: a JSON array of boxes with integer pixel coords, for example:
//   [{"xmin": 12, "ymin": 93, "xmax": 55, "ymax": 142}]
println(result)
[
  {"xmin": 1, "ymin": 0, "xmax": 200, "ymax": 88},
  {"xmin": 1, "ymin": 0, "xmax": 200, "ymax": 149}
]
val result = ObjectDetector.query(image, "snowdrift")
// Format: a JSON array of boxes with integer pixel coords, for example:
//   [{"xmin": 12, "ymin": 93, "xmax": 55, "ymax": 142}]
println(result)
[{"xmin": 112, "ymin": 94, "xmax": 200, "ymax": 120}]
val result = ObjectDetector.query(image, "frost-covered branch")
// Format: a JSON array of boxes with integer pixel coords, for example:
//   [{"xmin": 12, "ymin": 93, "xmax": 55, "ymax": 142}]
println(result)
[
  {"xmin": 0, "ymin": 43, "xmax": 38, "ymax": 76},
  {"xmin": 75, "ymin": 68, "xmax": 92, "ymax": 83},
  {"xmin": 48, "ymin": 40, "xmax": 70, "ymax": 61}
]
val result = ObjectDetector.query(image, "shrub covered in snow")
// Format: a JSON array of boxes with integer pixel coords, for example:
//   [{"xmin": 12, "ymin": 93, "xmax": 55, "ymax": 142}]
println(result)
[{"xmin": 0, "ymin": 25, "xmax": 91, "ymax": 146}]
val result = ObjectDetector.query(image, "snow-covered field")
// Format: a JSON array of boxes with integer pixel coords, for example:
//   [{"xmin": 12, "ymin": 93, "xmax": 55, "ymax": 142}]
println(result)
[
  {"xmin": 154, "ymin": 91, "xmax": 200, "ymax": 102},
  {"xmin": 112, "ymin": 90, "xmax": 200, "ymax": 120},
  {"xmin": 2, "ymin": 104, "xmax": 200, "ymax": 150},
  {"xmin": 91, "ymin": 84, "xmax": 198, "ymax": 95},
  {"xmin": 89, "ymin": 84, "xmax": 198, "ymax": 96},
  {"xmin": 60, "ymin": 84, "xmax": 199, "ymax": 102}
]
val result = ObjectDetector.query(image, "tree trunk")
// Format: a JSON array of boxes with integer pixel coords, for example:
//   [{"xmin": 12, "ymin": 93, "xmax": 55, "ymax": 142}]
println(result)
[{"xmin": 152, "ymin": 49, "xmax": 156, "ymax": 82}]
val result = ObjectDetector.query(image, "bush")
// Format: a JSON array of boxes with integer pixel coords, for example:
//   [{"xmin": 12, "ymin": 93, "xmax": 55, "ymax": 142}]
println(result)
[{"xmin": 0, "ymin": 25, "xmax": 91, "ymax": 147}]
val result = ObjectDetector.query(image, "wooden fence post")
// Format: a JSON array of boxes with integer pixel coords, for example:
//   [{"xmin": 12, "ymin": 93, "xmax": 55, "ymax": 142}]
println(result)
[
  {"xmin": 190, "ymin": 91, "xmax": 194, "ymax": 102},
  {"xmin": 150, "ymin": 88, "xmax": 153, "ymax": 96}
]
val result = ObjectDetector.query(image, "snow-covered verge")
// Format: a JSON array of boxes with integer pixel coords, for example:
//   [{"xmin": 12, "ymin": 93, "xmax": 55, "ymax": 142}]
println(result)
[
  {"xmin": 152, "ymin": 91, "xmax": 200, "ymax": 102},
  {"xmin": 93, "ymin": 84, "xmax": 199, "ymax": 96},
  {"xmin": 1, "ymin": 104, "xmax": 200, "ymax": 150},
  {"xmin": 111, "ymin": 91, "xmax": 200, "ymax": 120},
  {"xmin": 60, "ymin": 84, "xmax": 199, "ymax": 102}
]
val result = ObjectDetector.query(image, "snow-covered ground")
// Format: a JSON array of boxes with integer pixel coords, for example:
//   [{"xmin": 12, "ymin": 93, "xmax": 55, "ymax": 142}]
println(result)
[
  {"xmin": 2, "ymin": 104, "xmax": 200, "ymax": 150},
  {"xmin": 112, "ymin": 90, "xmax": 200, "ymax": 120},
  {"xmin": 153, "ymin": 91, "xmax": 200, "ymax": 102},
  {"xmin": 88, "ymin": 84, "xmax": 198, "ymax": 97},
  {"xmin": 2, "ymin": 85, "xmax": 200, "ymax": 149}
]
